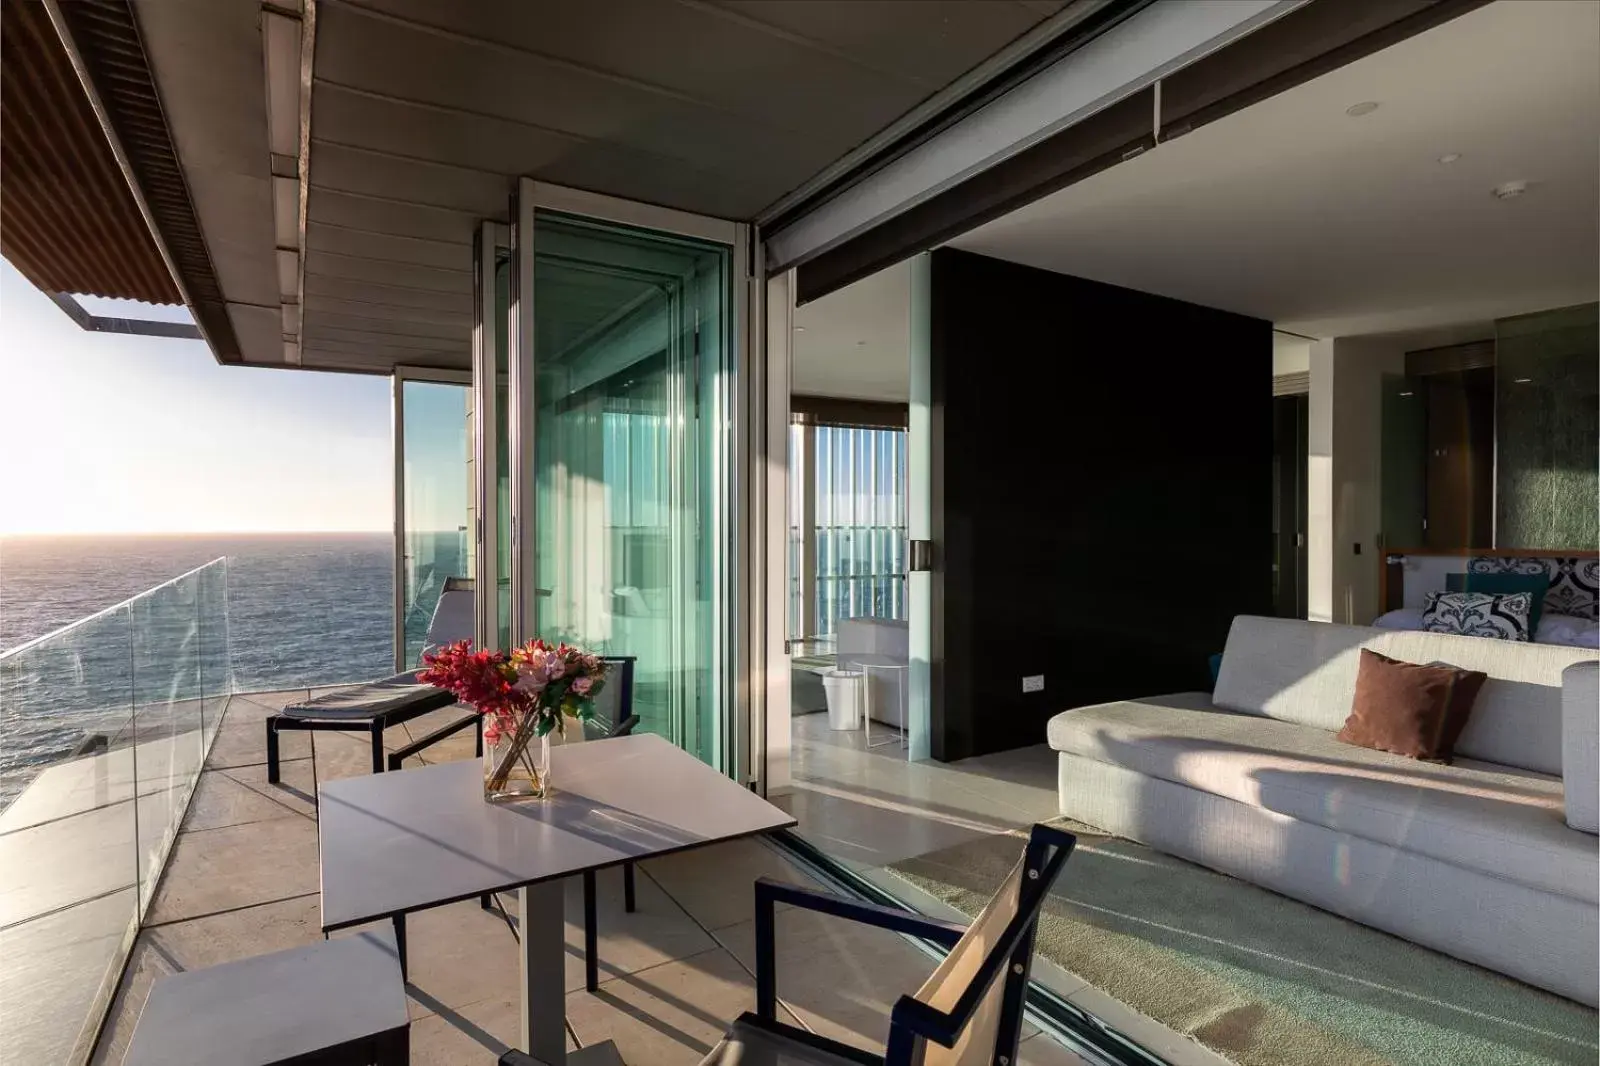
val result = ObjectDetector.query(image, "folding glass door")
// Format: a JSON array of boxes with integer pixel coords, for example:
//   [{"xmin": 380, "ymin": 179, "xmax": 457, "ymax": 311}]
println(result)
[
  {"xmin": 507, "ymin": 184, "xmax": 745, "ymax": 775},
  {"xmin": 393, "ymin": 369, "xmax": 472, "ymax": 670}
]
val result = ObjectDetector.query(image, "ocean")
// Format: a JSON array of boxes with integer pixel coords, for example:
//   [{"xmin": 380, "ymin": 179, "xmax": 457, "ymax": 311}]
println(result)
[{"xmin": 0, "ymin": 532, "xmax": 429, "ymax": 807}]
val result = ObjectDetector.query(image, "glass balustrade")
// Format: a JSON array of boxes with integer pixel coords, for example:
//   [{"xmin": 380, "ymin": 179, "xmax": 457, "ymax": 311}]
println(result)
[{"xmin": 0, "ymin": 558, "xmax": 231, "ymax": 1066}]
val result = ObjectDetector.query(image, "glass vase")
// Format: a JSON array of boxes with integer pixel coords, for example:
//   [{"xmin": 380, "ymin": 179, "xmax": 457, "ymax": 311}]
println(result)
[{"xmin": 483, "ymin": 723, "xmax": 552, "ymax": 802}]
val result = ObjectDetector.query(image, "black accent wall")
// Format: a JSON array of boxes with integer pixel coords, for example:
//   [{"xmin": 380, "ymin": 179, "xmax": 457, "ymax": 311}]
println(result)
[{"xmin": 929, "ymin": 249, "xmax": 1274, "ymax": 761}]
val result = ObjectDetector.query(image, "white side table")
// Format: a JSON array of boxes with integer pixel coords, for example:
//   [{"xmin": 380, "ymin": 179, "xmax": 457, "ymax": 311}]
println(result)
[{"xmin": 846, "ymin": 653, "xmax": 909, "ymax": 753}]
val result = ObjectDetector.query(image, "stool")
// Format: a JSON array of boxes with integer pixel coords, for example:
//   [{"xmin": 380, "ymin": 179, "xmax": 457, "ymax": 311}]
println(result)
[{"xmin": 123, "ymin": 928, "xmax": 409, "ymax": 1066}]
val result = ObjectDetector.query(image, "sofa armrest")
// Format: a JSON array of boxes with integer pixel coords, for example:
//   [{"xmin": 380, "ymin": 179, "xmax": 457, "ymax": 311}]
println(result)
[{"xmin": 1562, "ymin": 661, "xmax": 1599, "ymax": 834}]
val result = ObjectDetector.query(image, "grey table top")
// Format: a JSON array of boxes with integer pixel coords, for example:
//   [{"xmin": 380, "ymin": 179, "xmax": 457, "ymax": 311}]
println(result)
[
  {"xmin": 319, "ymin": 733, "xmax": 797, "ymax": 931},
  {"xmin": 124, "ymin": 928, "xmax": 406, "ymax": 1066}
]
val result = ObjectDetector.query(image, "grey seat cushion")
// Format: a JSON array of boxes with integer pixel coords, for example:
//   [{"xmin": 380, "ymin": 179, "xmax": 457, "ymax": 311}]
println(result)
[
  {"xmin": 1048, "ymin": 694, "xmax": 1597, "ymax": 903},
  {"xmin": 281, "ymin": 673, "xmax": 455, "ymax": 720}
]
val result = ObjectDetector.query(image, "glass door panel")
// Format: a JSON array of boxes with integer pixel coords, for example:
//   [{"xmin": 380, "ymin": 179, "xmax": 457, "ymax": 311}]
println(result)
[
  {"xmin": 494, "ymin": 248, "xmax": 513, "ymax": 649},
  {"xmin": 398, "ymin": 379, "xmax": 471, "ymax": 667},
  {"xmin": 472, "ymin": 223, "xmax": 514, "ymax": 652},
  {"xmin": 530, "ymin": 211, "xmax": 730, "ymax": 768}
]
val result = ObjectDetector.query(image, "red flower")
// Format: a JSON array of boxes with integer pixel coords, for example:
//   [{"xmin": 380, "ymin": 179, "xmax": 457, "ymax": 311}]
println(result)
[{"xmin": 417, "ymin": 640, "xmax": 535, "ymax": 719}]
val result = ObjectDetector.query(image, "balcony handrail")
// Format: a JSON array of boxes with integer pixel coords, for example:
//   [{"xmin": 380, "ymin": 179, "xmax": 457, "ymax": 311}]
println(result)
[{"xmin": 0, "ymin": 556, "xmax": 228, "ymax": 662}]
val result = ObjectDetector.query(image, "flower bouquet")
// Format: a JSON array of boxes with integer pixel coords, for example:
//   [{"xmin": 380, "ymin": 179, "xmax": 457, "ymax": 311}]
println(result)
[{"xmin": 417, "ymin": 639, "xmax": 608, "ymax": 802}]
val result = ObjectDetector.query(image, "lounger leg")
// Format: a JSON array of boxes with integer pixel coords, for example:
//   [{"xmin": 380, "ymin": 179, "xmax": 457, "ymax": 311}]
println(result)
[
  {"xmin": 371, "ymin": 723, "xmax": 386, "ymax": 775},
  {"xmin": 392, "ymin": 914, "xmax": 407, "ymax": 980},
  {"xmin": 624, "ymin": 862, "xmax": 636, "ymax": 913},
  {"xmin": 480, "ymin": 892, "xmax": 493, "ymax": 911},
  {"xmin": 583, "ymin": 870, "xmax": 599, "ymax": 992},
  {"xmin": 266, "ymin": 719, "xmax": 280, "ymax": 784}
]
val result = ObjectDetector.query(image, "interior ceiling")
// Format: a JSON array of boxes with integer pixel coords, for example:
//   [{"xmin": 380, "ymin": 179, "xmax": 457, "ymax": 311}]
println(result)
[
  {"xmin": 950, "ymin": 0, "xmax": 1600, "ymax": 339},
  {"xmin": 793, "ymin": 259, "xmax": 911, "ymax": 402},
  {"xmin": 135, "ymin": 0, "xmax": 1072, "ymax": 373}
]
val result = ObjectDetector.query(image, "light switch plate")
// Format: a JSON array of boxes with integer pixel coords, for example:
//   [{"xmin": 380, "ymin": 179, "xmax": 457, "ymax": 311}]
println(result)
[{"xmin": 1022, "ymin": 675, "xmax": 1045, "ymax": 693}]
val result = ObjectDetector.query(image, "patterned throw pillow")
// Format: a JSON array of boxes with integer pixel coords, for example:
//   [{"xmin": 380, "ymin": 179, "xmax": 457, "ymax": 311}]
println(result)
[
  {"xmin": 1468, "ymin": 557, "xmax": 1599, "ymax": 622},
  {"xmin": 1421, "ymin": 591, "xmax": 1533, "ymax": 642}
]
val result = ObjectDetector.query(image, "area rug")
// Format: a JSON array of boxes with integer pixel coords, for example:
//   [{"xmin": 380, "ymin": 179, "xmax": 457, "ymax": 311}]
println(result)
[{"xmin": 888, "ymin": 821, "xmax": 1597, "ymax": 1066}]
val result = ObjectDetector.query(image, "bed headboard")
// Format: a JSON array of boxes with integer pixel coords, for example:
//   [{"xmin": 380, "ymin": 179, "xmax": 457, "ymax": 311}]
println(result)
[{"xmin": 1382, "ymin": 550, "xmax": 1600, "ymax": 620}]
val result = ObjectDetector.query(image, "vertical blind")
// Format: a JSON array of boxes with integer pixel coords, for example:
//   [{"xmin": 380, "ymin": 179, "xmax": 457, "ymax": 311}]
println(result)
[{"xmin": 790, "ymin": 421, "xmax": 908, "ymax": 637}]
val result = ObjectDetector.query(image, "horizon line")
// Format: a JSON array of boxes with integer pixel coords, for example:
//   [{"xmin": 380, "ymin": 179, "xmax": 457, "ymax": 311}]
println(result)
[{"xmin": 0, "ymin": 528, "xmax": 397, "ymax": 538}]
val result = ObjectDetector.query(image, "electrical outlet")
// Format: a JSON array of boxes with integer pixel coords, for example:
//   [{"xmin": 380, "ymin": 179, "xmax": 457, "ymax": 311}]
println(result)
[{"xmin": 1022, "ymin": 675, "xmax": 1045, "ymax": 693}]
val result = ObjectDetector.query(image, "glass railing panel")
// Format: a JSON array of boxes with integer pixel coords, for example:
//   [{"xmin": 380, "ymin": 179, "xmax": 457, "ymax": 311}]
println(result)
[
  {"xmin": 130, "ymin": 573, "xmax": 204, "ymax": 911},
  {"xmin": 0, "ymin": 558, "xmax": 230, "ymax": 1066},
  {"xmin": 197, "ymin": 559, "xmax": 232, "ymax": 752},
  {"xmin": 0, "ymin": 601, "xmax": 138, "ymax": 1066}
]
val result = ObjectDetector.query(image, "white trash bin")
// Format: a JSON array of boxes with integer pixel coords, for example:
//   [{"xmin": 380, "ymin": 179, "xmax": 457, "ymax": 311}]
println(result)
[{"xmin": 822, "ymin": 669, "xmax": 863, "ymax": 731}]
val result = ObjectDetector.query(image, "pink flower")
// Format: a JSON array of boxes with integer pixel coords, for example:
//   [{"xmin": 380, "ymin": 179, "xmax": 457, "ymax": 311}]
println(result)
[{"xmin": 572, "ymin": 676, "xmax": 593, "ymax": 696}]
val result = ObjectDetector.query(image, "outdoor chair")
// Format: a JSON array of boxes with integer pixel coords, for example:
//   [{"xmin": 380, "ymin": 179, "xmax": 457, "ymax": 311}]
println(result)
[
  {"xmin": 265, "ymin": 577, "xmax": 481, "ymax": 785},
  {"xmin": 577, "ymin": 656, "xmax": 639, "ymax": 991},
  {"xmin": 501, "ymin": 823, "xmax": 1076, "ymax": 1066},
  {"xmin": 405, "ymin": 654, "xmax": 637, "ymax": 985},
  {"xmin": 722, "ymin": 822, "xmax": 1076, "ymax": 1066},
  {"xmin": 473, "ymin": 656, "xmax": 639, "ymax": 991}
]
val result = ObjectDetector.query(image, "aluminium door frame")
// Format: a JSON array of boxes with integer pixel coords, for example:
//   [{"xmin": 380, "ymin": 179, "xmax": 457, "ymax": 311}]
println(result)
[
  {"xmin": 392, "ymin": 363, "xmax": 473, "ymax": 673},
  {"xmin": 472, "ymin": 222, "xmax": 513, "ymax": 651},
  {"xmin": 511, "ymin": 179, "xmax": 758, "ymax": 785}
]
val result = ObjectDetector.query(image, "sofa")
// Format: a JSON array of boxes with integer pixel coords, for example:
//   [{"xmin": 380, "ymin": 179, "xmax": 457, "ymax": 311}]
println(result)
[{"xmin": 1047, "ymin": 615, "xmax": 1600, "ymax": 1005}]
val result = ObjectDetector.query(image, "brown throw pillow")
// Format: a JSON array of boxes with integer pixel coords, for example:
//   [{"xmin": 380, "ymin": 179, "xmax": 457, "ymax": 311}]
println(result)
[
  {"xmin": 1431, "ymin": 660, "xmax": 1489, "ymax": 759},
  {"xmin": 1338, "ymin": 649, "xmax": 1485, "ymax": 761}
]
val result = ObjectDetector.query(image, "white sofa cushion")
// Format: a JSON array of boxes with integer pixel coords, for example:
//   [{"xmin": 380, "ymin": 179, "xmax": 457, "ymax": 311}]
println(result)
[
  {"xmin": 1047, "ymin": 694, "xmax": 1597, "ymax": 904},
  {"xmin": 1564, "ymin": 662, "xmax": 1600, "ymax": 834},
  {"xmin": 1212, "ymin": 616, "xmax": 1600, "ymax": 774}
]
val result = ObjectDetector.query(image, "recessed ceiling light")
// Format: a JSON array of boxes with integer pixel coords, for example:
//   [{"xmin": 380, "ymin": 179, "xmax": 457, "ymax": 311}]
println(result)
[
  {"xmin": 1438, "ymin": 153, "xmax": 1462, "ymax": 164},
  {"xmin": 1513, "ymin": 377, "xmax": 1534, "ymax": 384},
  {"xmin": 1345, "ymin": 101, "xmax": 1381, "ymax": 117},
  {"xmin": 794, "ymin": 325, "xmax": 806, "ymax": 333},
  {"xmin": 1398, "ymin": 391, "xmax": 1415, "ymax": 397},
  {"xmin": 1492, "ymin": 180, "xmax": 1530, "ymax": 200}
]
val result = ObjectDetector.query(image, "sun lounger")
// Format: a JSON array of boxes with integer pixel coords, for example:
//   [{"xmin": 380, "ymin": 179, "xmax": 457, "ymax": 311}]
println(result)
[{"xmin": 265, "ymin": 579, "xmax": 480, "ymax": 784}]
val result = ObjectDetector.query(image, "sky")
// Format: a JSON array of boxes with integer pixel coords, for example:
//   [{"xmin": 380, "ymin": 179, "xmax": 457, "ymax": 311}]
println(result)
[{"xmin": 0, "ymin": 260, "xmax": 394, "ymax": 534}]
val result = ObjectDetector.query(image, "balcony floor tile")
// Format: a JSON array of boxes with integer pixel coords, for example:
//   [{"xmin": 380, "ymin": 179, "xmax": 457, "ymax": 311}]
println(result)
[{"xmin": 144, "ymin": 815, "xmax": 319, "ymax": 926}]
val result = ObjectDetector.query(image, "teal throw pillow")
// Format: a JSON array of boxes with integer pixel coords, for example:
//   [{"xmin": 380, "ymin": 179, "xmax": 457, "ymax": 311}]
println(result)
[{"xmin": 1444, "ymin": 571, "xmax": 1550, "ymax": 632}]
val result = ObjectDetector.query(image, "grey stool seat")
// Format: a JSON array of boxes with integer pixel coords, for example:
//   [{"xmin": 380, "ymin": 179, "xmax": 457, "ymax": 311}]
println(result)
[{"xmin": 124, "ymin": 928, "xmax": 408, "ymax": 1066}]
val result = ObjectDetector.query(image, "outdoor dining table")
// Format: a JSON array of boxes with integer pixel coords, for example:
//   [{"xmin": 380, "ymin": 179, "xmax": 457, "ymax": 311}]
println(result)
[{"xmin": 317, "ymin": 732, "xmax": 797, "ymax": 1065}]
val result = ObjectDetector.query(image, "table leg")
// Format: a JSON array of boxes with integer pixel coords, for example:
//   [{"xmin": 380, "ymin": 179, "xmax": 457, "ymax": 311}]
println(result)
[
  {"xmin": 862, "ymin": 672, "xmax": 872, "ymax": 745},
  {"xmin": 518, "ymin": 881, "xmax": 568, "ymax": 1064}
]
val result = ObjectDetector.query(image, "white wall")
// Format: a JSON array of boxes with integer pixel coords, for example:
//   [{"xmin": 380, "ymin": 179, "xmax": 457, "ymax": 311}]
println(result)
[
  {"xmin": 1307, "ymin": 322, "xmax": 1494, "ymax": 624},
  {"xmin": 1307, "ymin": 340, "xmax": 1336, "ymax": 622},
  {"xmin": 1308, "ymin": 337, "xmax": 1405, "ymax": 624},
  {"xmin": 1272, "ymin": 333, "xmax": 1311, "ymax": 377}
]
